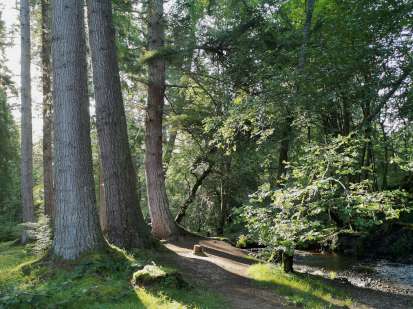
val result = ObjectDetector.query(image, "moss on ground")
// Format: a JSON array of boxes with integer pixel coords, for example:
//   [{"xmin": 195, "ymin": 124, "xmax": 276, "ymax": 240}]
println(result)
[
  {"xmin": 248, "ymin": 264, "xmax": 352, "ymax": 309},
  {"xmin": 0, "ymin": 241, "xmax": 224, "ymax": 308}
]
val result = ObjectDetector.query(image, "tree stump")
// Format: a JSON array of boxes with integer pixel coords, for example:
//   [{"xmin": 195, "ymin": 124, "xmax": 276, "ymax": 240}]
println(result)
[{"xmin": 193, "ymin": 244, "xmax": 204, "ymax": 255}]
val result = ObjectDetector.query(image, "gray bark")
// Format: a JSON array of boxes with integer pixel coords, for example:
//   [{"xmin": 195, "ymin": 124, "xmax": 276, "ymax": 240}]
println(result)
[
  {"xmin": 87, "ymin": 0, "xmax": 152, "ymax": 249},
  {"xmin": 145, "ymin": 0, "xmax": 180, "ymax": 239},
  {"xmin": 98, "ymin": 160, "xmax": 107, "ymax": 234},
  {"xmin": 20, "ymin": 0, "xmax": 35, "ymax": 234},
  {"xmin": 52, "ymin": 0, "xmax": 103, "ymax": 260},
  {"xmin": 41, "ymin": 0, "xmax": 54, "ymax": 219}
]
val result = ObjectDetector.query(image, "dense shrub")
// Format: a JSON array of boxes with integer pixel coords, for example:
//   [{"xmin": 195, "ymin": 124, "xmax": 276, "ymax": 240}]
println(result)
[{"xmin": 241, "ymin": 135, "xmax": 413, "ymax": 257}]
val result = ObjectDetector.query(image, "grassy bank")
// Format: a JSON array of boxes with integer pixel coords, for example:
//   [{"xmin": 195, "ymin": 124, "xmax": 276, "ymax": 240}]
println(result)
[
  {"xmin": 248, "ymin": 264, "xmax": 352, "ymax": 308},
  {"xmin": 0, "ymin": 241, "xmax": 223, "ymax": 308}
]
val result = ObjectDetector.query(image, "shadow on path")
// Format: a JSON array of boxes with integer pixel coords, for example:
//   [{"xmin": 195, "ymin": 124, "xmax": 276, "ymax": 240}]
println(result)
[{"xmin": 160, "ymin": 236, "xmax": 413, "ymax": 309}]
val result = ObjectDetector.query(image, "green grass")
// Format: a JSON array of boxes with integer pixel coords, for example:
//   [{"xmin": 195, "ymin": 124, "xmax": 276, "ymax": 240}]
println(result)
[
  {"xmin": 248, "ymin": 264, "xmax": 352, "ymax": 309},
  {"xmin": 0, "ymin": 241, "xmax": 225, "ymax": 308}
]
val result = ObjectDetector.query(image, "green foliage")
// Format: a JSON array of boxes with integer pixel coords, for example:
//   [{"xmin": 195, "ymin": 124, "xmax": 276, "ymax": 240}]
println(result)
[
  {"xmin": 241, "ymin": 135, "xmax": 413, "ymax": 254},
  {"xmin": 236, "ymin": 234, "xmax": 249, "ymax": 248},
  {"xmin": 0, "ymin": 89, "xmax": 20, "ymax": 241}
]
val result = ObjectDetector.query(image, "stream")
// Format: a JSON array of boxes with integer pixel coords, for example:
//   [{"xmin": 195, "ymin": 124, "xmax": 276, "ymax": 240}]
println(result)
[{"xmin": 293, "ymin": 250, "xmax": 413, "ymax": 295}]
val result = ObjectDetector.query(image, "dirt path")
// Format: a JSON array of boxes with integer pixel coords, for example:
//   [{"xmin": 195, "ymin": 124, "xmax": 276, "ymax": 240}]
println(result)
[
  {"xmin": 162, "ymin": 237, "xmax": 413, "ymax": 309},
  {"xmin": 164, "ymin": 238, "xmax": 293, "ymax": 309}
]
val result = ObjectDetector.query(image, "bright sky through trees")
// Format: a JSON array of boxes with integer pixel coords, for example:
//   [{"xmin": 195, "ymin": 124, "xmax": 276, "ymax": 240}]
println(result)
[{"xmin": 3, "ymin": 1, "xmax": 44, "ymax": 141}]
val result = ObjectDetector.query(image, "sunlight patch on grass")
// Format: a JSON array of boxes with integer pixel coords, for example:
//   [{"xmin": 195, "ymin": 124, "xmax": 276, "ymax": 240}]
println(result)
[
  {"xmin": 135, "ymin": 288, "xmax": 186, "ymax": 309},
  {"xmin": 248, "ymin": 263, "xmax": 352, "ymax": 309},
  {"xmin": 135, "ymin": 286, "xmax": 224, "ymax": 309}
]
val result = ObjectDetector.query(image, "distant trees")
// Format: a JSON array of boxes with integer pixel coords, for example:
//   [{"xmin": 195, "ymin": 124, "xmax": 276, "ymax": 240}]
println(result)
[
  {"xmin": 87, "ymin": 0, "xmax": 152, "ymax": 249},
  {"xmin": 0, "ymin": 90, "xmax": 20, "ymax": 239},
  {"xmin": 0, "ymin": 7, "xmax": 21, "ymax": 242},
  {"xmin": 20, "ymin": 0, "xmax": 35, "ymax": 242},
  {"xmin": 52, "ymin": 0, "xmax": 103, "ymax": 259},
  {"xmin": 41, "ymin": 0, "xmax": 54, "ymax": 219}
]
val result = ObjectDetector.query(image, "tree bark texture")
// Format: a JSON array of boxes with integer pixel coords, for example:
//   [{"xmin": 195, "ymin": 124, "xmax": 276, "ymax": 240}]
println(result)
[
  {"xmin": 87, "ymin": 0, "xmax": 152, "ymax": 249},
  {"xmin": 20, "ymin": 0, "xmax": 35, "ymax": 228},
  {"xmin": 145, "ymin": 0, "xmax": 180, "ymax": 239},
  {"xmin": 52, "ymin": 0, "xmax": 103, "ymax": 260},
  {"xmin": 98, "ymin": 160, "xmax": 107, "ymax": 234},
  {"xmin": 41, "ymin": 0, "xmax": 54, "ymax": 219}
]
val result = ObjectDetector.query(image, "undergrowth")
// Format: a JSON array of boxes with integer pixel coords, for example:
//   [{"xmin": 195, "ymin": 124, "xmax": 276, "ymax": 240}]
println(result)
[{"xmin": 0, "ymin": 241, "xmax": 224, "ymax": 308}]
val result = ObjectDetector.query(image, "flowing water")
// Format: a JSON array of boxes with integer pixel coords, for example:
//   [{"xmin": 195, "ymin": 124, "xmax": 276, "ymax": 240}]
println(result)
[{"xmin": 293, "ymin": 250, "xmax": 413, "ymax": 295}]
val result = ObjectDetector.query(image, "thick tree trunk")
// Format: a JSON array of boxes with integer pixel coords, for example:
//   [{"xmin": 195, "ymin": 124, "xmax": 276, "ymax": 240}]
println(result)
[
  {"xmin": 41, "ymin": 0, "xmax": 54, "ymax": 219},
  {"xmin": 87, "ymin": 0, "xmax": 152, "ymax": 249},
  {"xmin": 145, "ymin": 0, "xmax": 180, "ymax": 239},
  {"xmin": 52, "ymin": 0, "xmax": 103, "ymax": 260},
  {"xmin": 20, "ymin": 0, "xmax": 35, "ymax": 243}
]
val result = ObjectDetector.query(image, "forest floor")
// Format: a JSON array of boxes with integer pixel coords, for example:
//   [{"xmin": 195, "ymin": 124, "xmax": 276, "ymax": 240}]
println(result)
[{"xmin": 1, "ymin": 238, "xmax": 413, "ymax": 308}]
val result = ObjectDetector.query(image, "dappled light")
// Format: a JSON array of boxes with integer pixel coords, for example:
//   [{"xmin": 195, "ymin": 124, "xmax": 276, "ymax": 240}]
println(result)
[{"xmin": 1, "ymin": 0, "xmax": 413, "ymax": 307}]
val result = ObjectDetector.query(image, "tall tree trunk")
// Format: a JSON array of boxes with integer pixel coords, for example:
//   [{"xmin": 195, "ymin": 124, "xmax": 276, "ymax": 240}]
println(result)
[
  {"xmin": 380, "ymin": 122, "xmax": 389, "ymax": 190},
  {"xmin": 87, "ymin": 0, "xmax": 152, "ymax": 249},
  {"xmin": 298, "ymin": 0, "xmax": 316, "ymax": 70},
  {"xmin": 52, "ymin": 0, "xmax": 103, "ymax": 260},
  {"xmin": 41, "ymin": 0, "xmax": 54, "ymax": 219},
  {"xmin": 145, "ymin": 0, "xmax": 180, "ymax": 239},
  {"xmin": 216, "ymin": 159, "xmax": 230, "ymax": 236},
  {"xmin": 20, "ymin": 0, "xmax": 35, "ymax": 243},
  {"xmin": 277, "ymin": 0, "xmax": 316, "ymax": 181},
  {"xmin": 217, "ymin": 179, "xmax": 227, "ymax": 236}
]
